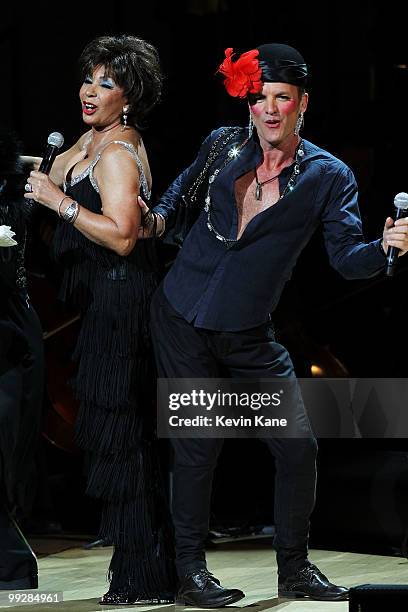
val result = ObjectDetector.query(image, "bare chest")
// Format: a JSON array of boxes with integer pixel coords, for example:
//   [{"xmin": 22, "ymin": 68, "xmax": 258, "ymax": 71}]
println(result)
[{"xmin": 234, "ymin": 171, "xmax": 282, "ymax": 239}]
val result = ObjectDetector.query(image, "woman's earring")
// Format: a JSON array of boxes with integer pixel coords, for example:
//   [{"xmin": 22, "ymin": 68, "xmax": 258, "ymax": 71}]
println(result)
[
  {"xmin": 248, "ymin": 112, "xmax": 254, "ymax": 138},
  {"xmin": 122, "ymin": 107, "xmax": 129, "ymax": 131},
  {"xmin": 294, "ymin": 111, "xmax": 304, "ymax": 136}
]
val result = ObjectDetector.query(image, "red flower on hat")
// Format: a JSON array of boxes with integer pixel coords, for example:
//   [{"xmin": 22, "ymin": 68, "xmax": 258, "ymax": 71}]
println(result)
[{"xmin": 217, "ymin": 48, "xmax": 263, "ymax": 98}]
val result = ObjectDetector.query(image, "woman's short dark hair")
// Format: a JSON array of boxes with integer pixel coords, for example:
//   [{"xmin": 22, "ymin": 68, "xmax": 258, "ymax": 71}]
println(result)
[{"xmin": 78, "ymin": 34, "xmax": 163, "ymax": 128}]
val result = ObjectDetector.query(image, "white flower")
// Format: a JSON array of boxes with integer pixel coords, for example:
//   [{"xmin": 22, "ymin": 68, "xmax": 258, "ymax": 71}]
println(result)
[{"xmin": 0, "ymin": 225, "xmax": 18, "ymax": 247}]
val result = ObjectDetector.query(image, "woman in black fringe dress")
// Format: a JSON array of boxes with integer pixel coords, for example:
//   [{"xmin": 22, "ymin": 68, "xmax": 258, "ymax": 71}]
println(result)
[{"xmin": 23, "ymin": 35, "xmax": 176, "ymax": 605}]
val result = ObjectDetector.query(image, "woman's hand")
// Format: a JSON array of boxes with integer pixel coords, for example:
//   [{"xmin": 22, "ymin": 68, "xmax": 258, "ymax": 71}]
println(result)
[{"xmin": 24, "ymin": 171, "xmax": 65, "ymax": 212}]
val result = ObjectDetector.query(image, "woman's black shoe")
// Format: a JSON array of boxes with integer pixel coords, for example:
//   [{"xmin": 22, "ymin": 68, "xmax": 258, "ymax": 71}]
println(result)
[
  {"xmin": 176, "ymin": 569, "xmax": 245, "ymax": 608},
  {"xmin": 99, "ymin": 588, "xmax": 174, "ymax": 605}
]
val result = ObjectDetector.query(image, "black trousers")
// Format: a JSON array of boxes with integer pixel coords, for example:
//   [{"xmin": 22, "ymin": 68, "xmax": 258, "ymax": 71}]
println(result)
[
  {"xmin": 0, "ymin": 292, "xmax": 43, "ymax": 588},
  {"xmin": 150, "ymin": 284, "xmax": 317, "ymax": 579},
  {"xmin": 0, "ymin": 293, "xmax": 44, "ymax": 516},
  {"xmin": 0, "ymin": 499, "xmax": 38, "ymax": 589}
]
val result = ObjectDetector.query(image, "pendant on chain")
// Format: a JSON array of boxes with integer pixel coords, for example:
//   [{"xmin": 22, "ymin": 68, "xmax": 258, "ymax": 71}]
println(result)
[{"xmin": 255, "ymin": 183, "xmax": 262, "ymax": 200}]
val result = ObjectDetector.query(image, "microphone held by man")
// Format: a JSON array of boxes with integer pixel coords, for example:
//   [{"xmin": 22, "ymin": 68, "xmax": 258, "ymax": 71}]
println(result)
[{"xmin": 385, "ymin": 192, "xmax": 408, "ymax": 277}]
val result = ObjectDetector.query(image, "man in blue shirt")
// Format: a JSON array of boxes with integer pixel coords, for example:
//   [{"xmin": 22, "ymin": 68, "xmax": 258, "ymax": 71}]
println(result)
[{"xmin": 140, "ymin": 43, "xmax": 408, "ymax": 605}]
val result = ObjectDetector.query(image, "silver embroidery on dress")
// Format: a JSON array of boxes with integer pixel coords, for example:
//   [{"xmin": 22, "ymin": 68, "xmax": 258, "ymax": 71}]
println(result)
[{"xmin": 65, "ymin": 140, "xmax": 151, "ymax": 199}]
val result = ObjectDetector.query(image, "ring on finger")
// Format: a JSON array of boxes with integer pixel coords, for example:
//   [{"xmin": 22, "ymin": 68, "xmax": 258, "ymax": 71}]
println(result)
[{"xmin": 24, "ymin": 182, "xmax": 33, "ymax": 193}]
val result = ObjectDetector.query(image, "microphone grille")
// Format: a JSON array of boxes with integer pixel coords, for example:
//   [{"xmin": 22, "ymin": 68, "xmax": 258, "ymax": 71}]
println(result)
[
  {"xmin": 394, "ymin": 192, "xmax": 408, "ymax": 210},
  {"xmin": 47, "ymin": 132, "xmax": 64, "ymax": 148}
]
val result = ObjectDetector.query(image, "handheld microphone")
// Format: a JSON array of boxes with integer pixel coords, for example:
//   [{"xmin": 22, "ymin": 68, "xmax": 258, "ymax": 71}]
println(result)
[
  {"xmin": 386, "ymin": 192, "xmax": 408, "ymax": 277},
  {"xmin": 38, "ymin": 132, "xmax": 64, "ymax": 174},
  {"xmin": 25, "ymin": 132, "xmax": 64, "ymax": 212}
]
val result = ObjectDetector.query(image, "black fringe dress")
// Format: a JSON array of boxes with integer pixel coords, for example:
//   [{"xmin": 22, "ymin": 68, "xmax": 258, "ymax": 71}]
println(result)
[{"xmin": 53, "ymin": 141, "xmax": 175, "ymax": 598}]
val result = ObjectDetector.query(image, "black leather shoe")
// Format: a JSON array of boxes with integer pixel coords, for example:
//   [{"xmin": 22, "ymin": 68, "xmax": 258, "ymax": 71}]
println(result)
[
  {"xmin": 278, "ymin": 563, "xmax": 349, "ymax": 601},
  {"xmin": 176, "ymin": 569, "xmax": 245, "ymax": 608}
]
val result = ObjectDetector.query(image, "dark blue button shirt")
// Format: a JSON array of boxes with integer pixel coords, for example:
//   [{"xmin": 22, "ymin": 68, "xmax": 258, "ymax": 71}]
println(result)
[{"xmin": 154, "ymin": 128, "xmax": 386, "ymax": 332}]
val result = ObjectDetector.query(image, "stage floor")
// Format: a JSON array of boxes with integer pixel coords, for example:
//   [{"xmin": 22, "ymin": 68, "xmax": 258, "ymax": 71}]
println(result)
[{"xmin": 2, "ymin": 544, "xmax": 408, "ymax": 611}]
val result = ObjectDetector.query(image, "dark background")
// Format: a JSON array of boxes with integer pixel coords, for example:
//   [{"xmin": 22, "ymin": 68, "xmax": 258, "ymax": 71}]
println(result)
[{"xmin": 2, "ymin": 1, "xmax": 408, "ymax": 557}]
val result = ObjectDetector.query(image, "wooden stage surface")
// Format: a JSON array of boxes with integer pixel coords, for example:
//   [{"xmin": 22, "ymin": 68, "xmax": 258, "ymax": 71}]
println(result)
[{"xmin": 2, "ymin": 542, "xmax": 408, "ymax": 611}]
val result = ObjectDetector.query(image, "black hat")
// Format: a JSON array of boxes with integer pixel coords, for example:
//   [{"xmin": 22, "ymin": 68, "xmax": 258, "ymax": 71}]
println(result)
[{"xmin": 256, "ymin": 43, "xmax": 308, "ymax": 87}]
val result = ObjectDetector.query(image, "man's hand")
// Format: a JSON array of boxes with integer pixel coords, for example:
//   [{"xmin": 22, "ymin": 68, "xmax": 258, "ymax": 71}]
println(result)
[
  {"xmin": 382, "ymin": 216, "xmax": 408, "ymax": 256},
  {"xmin": 137, "ymin": 196, "xmax": 165, "ymax": 239}
]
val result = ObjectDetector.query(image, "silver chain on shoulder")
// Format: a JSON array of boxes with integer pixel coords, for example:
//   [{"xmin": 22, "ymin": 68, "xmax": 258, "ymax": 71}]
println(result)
[{"xmin": 183, "ymin": 128, "xmax": 244, "ymax": 206}]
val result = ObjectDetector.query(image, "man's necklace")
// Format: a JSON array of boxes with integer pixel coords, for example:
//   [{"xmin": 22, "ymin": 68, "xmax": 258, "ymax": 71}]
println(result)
[
  {"xmin": 205, "ymin": 138, "xmax": 305, "ymax": 248},
  {"xmin": 254, "ymin": 169, "xmax": 280, "ymax": 201},
  {"xmin": 254, "ymin": 140, "xmax": 304, "ymax": 200}
]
